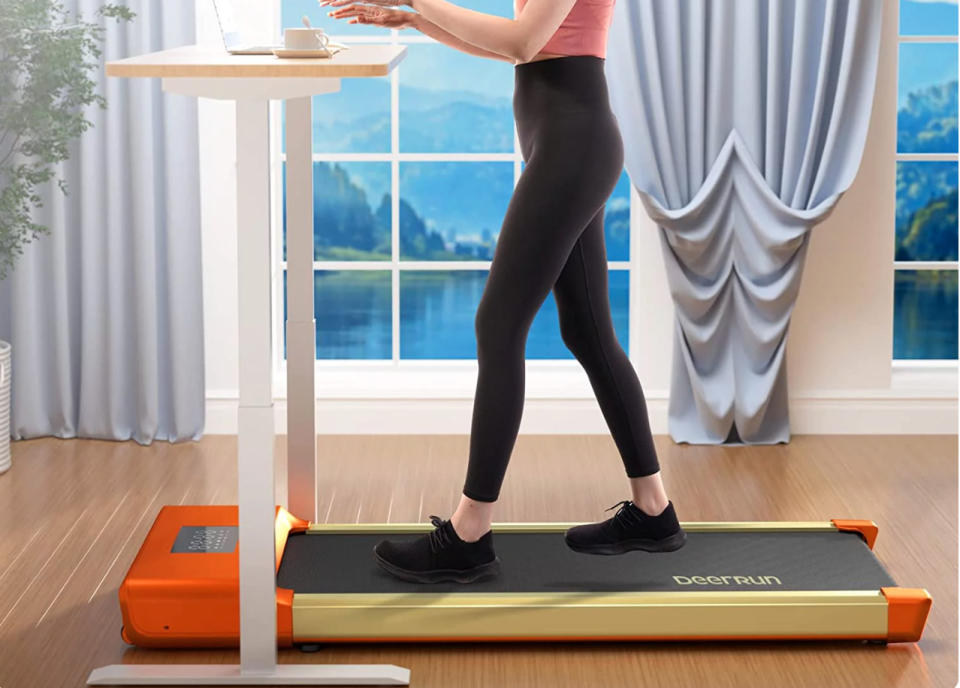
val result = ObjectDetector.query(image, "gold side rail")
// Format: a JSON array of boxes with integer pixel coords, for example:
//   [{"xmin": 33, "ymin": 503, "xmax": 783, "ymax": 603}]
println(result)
[
  {"xmin": 291, "ymin": 590, "xmax": 890, "ymax": 641},
  {"xmin": 306, "ymin": 521, "xmax": 843, "ymax": 534}
]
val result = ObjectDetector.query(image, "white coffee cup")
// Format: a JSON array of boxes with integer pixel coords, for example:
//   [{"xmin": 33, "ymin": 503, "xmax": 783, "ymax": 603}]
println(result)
[{"xmin": 284, "ymin": 27, "xmax": 331, "ymax": 51}]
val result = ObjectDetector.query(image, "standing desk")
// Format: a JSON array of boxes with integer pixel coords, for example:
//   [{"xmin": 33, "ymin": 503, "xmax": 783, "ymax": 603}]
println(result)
[{"xmin": 90, "ymin": 44, "xmax": 409, "ymax": 686}]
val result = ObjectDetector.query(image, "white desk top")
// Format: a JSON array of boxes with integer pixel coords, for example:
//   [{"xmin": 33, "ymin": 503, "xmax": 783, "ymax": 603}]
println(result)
[{"xmin": 106, "ymin": 43, "xmax": 406, "ymax": 79}]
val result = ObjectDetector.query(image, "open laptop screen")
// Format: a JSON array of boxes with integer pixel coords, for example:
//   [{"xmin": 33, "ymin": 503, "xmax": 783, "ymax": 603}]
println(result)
[{"xmin": 211, "ymin": 0, "xmax": 245, "ymax": 51}]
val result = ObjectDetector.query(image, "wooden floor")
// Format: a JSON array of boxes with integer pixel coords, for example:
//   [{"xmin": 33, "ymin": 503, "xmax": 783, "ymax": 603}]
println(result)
[{"xmin": 0, "ymin": 433, "xmax": 955, "ymax": 688}]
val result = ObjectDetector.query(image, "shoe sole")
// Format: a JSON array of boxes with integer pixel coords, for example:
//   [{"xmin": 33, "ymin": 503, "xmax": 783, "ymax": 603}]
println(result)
[
  {"xmin": 373, "ymin": 549, "xmax": 502, "ymax": 584},
  {"xmin": 564, "ymin": 529, "xmax": 687, "ymax": 555}
]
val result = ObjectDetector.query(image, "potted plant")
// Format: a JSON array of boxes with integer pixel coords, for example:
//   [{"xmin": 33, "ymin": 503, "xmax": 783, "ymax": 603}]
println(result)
[{"xmin": 0, "ymin": 1, "xmax": 133, "ymax": 473}]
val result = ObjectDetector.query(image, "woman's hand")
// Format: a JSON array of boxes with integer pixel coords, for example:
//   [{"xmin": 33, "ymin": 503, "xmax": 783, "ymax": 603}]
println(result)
[
  {"xmin": 324, "ymin": 4, "xmax": 418, "ymax": 29},
  {"xmin": 318, "ymin": 0, "xmax": 412, "ymax": 8}
]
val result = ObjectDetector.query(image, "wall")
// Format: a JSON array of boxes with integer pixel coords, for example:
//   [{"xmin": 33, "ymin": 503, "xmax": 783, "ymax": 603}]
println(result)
[{"xmin": 196, "ymin": 0, "xmax": 957, "ymax": 437}]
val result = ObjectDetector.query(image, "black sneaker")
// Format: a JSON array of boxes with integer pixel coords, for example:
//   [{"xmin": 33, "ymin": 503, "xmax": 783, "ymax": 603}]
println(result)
[
  {"xmin": 564, "ymin": 500, "xmax": 686, "ymax": 555},
  {"xmin": 373, "ymin": 515, "xmax": 502, "ymax": 584}
]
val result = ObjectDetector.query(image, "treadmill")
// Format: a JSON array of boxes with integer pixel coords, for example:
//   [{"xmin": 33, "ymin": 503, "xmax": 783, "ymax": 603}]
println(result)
[{"xmin": 117, "ymin": 505, "xmax": 931, "ymax": 646}]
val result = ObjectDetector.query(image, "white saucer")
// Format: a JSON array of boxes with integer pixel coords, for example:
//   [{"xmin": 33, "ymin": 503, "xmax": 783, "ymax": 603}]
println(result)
[{"xmin": 273, "ymin": 47, "xmax": 336, "ymax": 59}]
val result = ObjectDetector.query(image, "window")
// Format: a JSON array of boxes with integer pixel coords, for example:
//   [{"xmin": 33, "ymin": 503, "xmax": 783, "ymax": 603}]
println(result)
[
  {"xmin": 276, "ymin": 0, "xmax": 630, "ymax": 363},
  {"xmin": 895, "ymin": 1, "xmax": 959, "ymax": 361}
]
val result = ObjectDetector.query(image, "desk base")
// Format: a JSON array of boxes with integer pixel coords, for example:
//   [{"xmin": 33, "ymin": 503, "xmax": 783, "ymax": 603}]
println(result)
[{"xmin": 87, "ymin": 664, "xmax": 410, "ymax": 685}]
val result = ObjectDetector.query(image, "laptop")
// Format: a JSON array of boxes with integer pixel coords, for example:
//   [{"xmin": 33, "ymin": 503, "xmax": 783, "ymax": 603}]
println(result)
[{"xmin": 212, "ymin": 0, "xmax": 281, "ymax": 54}]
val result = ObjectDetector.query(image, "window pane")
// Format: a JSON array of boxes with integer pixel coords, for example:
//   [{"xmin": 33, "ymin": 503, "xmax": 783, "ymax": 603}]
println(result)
[
  {"xmin": 900, "ymin": 0, "xmax": 958, "ymax": 36},
  {"xmin": 399, "ymin": 269, "xmax": 629, "ymax": 360},
  {"xmin": 399, "ymin": 162, "xmax": 513, "ymax": 260},
  {"xmin": 526, "ymin": 269, "xmax": 630, "ymax": 359},
  {"xmin": 456, "ymin": 0, "xmax": 513, "ymax": 18},
  {"xmin": 606, "ymin": 170, "xmax": 631, "ymax": 261},
  {"xmin": 897, "ymin": 43, "xmax": 958, "ymax": 153},
  {"xmin": 280, "ymin": 81, "xmax": 391, "ymax": 154},
  {"xmin": 893, "ymin": 269, "xmax": 958, "ymax": 359},
  {"xmin": 527, "ymin": 291, "xmax": 569, "ymax": 359},
  {"xmin": 400, "ymin": 271, "xmax": 484, "ymax": 359},
  {"xmin": 896, "ymin": 161, "xmax": 959, "ymax": 261},
  {"xmin": 283, "ymin": 270, "xmax": 392, "ymax": 360},
  {"xmin": 282, "ymin": 162, "xmax": 391, "ymax": 262},
  {"xmin": 281, "ymin": 0, "xmax": 388, "ymax": 36},
  {"xmin": 399, "ymin": 43, "xmax": 514, "ymax": 153},
  {"xmin": 609, "ymin": 269, "xmax": 630, "ymax": 353}
]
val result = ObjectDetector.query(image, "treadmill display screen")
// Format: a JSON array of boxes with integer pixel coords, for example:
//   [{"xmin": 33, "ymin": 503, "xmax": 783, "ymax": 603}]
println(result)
[{"xmin": 171, "ymin": 526, "xmax": 239, "ymax": 553}]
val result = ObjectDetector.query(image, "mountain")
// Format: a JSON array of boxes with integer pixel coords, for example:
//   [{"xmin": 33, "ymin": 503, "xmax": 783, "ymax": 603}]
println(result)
[
  {"xmin": 399, "ymin": 84, "xmax": 512, "ymax": 111},
  {"xmin": 297, "ymin": 75, "xmax": 960, "ymax": 264},
  {"xmin": 303, "ymin": 158, "xmax": 628, "ymax": 263},
  {"xmin": 312, "ymin": 162, "xmax": 390, "ymax": 261},
  {"xmin": 896, "ymin": 161, "xmax": 956, "ymax": 232},
  {"xmin": 297, "ymin": 82, "xmax": 514, "ymax": 153},
  {"xmin": 305, "ymin": 161, "xmax": 490, "ymax": 261},
  {"xmin": 398, "ymin": 98, "xmax": 514, "ymax": 152},
  {"xmin": 897, "ymin": 79, "xmax": 958, "ymax": 153},
  {"xmin": 896, "ymin": 188, "xmax": 959, "ymax": 261},
  {"xmin": 893, "ymin": 80, "xmax": 959, "ymax": 261},
  {"xmin": 312, "ymin": 109, "xmax": 391, "ymax": 153}
]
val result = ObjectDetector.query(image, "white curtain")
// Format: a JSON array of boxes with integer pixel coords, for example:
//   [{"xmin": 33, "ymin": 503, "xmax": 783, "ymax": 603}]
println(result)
[
  {"xmin": 606, "ymin": 0, "xmax": 884, "ymax": 443},
  {"xmin": 0, "ymin": 1, "xmax": 204, "ymax": 443}
]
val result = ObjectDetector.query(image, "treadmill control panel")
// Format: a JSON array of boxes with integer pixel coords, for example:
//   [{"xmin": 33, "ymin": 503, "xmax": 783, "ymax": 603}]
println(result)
[{"xmin": 171, "ymin": 526, "xmax": 239, "ymax": 553}]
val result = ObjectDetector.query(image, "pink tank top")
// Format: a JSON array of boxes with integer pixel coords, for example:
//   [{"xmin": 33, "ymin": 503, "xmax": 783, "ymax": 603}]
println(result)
[{"xmin": 515, "ymin": 0, "xmax": 616, "ymax": 60}]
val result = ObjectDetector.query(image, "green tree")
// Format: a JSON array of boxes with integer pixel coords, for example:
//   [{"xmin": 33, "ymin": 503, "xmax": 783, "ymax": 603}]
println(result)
[{"xmin": 0, "ymin": 0, "xmax": 134, "ymax": 281}]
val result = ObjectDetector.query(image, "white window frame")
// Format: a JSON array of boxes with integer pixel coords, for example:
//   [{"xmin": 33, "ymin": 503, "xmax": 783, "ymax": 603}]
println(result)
[{"xmin": 892, "ymin": 6, "xmax": 959, "ymax": 376}]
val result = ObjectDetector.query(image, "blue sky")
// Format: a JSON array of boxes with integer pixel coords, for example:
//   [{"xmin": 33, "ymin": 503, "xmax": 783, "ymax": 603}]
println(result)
[
  {"xmin": 900, "ymin": 0, "xmax": 959, "ymax": 35},
  {"xmin": 898, "ymin": 1, "xmax": 959, "ymax": 107},
  {"xmin": 898, "ymin": 42, "xmax": 958, "ymax": 107}
]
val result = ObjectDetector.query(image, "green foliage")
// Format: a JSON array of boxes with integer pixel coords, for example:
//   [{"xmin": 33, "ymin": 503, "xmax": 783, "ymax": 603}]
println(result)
[
  {"xmin": 897, "ymin": 188, "xmax": 959, "ymax": 262},
  {"xmin": 0, "ymin": 0, "xmax": 134, "ymax": 281}
]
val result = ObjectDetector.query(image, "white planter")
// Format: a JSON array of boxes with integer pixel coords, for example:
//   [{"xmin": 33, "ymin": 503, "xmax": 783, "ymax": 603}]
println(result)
[{"xmin": 0, "ymin": 340, "xmax": 10, "ymax": 474}]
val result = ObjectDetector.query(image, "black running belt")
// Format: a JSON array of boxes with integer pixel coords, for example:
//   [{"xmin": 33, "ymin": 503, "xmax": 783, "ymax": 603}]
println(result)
[{"xmin": 276, "ymin": 530, "xmax": 897, "ymax": 594}]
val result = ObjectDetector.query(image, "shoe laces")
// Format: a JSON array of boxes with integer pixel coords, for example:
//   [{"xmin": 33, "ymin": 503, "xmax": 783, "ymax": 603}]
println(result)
[
  {"xmin": 605, "ymin": 499, "xmax": 646, "ymax": 528},
  {"xmin": 427, "ymin": 515, "xmax": 454, "ymax": 554}
]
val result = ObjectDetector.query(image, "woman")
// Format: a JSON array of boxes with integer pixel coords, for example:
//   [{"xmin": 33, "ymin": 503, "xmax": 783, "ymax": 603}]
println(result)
[{"xmin": 320, "ymin": 0, "xmax": 686, "ymax": 584}]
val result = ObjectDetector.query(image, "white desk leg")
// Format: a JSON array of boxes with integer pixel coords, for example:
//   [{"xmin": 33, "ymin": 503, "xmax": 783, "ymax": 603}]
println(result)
[
  {"xmin": 285, "ymin": 96, "xmax": 318, "ymax": 522},
  {"xmin": 235, "ymin": 98, "xmax": 279, "ymax": 675}
]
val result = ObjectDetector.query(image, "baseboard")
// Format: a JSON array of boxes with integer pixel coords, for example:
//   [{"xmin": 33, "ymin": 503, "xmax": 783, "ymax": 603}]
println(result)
[{"xmin": 204, "ymin": 392, "xmax": 958, "ymax": 436}]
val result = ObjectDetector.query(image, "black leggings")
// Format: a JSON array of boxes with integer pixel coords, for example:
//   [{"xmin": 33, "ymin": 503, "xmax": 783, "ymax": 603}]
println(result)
[{"xmin": 461, "ymin": 56, "xmax": 661, "ymax": 504}]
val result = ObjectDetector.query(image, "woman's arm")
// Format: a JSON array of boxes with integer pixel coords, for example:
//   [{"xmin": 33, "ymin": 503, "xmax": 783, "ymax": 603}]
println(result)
[
  {"xmin": 410, "ymin": 14, "xmax": 516, "ymax": 63},
  {"xmin": 322, "ymin": 0, "xmax": 576, "ymax": 63},
  {"xmin": 410, "ymin": 0, "xmax": 576, "ymax": 62}
]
